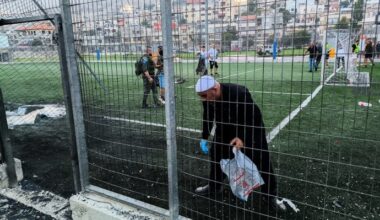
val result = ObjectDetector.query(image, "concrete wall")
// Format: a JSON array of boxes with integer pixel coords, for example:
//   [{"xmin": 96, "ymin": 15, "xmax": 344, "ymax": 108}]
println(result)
[
  {"xmin": 0, "ymin": 158, "xmax": 23, "ymax": 189},
  {"xmin": 71, "ymin": 192, "xmax": 181, "ymax": 220}
]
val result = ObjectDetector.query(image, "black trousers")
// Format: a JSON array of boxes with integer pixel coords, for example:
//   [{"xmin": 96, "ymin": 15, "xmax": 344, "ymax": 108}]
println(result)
[
  {"xmin": 209, "ymin": 61, "xmax": 218, "ymax": 69},
  {"xmin": 209, "ymin": 141, "xmax": 277, "ymax": 197},
  {"xmin": 142, "ymin": 77, "xmax": 159, "ymax": 105}
]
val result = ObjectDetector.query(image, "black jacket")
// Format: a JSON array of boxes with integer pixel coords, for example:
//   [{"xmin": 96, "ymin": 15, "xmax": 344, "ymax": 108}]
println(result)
[{"xmin": 202, "ymin": 83, "xmax": 267, "ymax": 155}]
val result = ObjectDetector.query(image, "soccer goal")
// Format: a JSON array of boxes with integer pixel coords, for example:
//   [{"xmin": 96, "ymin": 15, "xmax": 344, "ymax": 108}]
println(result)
[{"xmin": 321, "ymin": 29, "xmax": 370, "ymax": 87}]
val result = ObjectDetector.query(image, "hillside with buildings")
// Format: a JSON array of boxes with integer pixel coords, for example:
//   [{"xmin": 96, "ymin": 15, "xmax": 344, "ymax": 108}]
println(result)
[{"xmin": 0, "ymin": 0, "xmax": 378, "ymax": 53}]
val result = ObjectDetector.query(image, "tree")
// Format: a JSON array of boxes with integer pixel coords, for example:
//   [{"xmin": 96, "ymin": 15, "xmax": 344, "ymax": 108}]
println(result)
[
  {"xmin": 335, "ymin": 16, "xmax": 349, "ymax": 29},
  {"xmin": 340, "ymin": 0, "xmax": 350, "ymax": 8},
  {"xmin": 242, "ymin": 0, "xmax": 258, "ymax": 15},
  {"xmin": 267, "ymin": 34, "xmax": 275, "ymax": 45},
  {"xmin": 31, "ymin": 39, "xmax": 43, "ymax": 46},
  {"xmin": 352, "ymin": 0, "xmax": 363, "ymax": 28},
  {"xmin": 248, "ymin": 0, "xmax": 256, "ymax": 12},
  {"xmin": 241, "ymin": 0, "xmax": 261, "ymax": 16},
  {"xmin": 281, "ymin": 30, "xmax": 311, "ymax": 48},
  {"xmin": 179, "ymin": 18, "xmax": 187, "ymax": 25},
  {"xmin": 141, "ymin": 19, "xmax": 151, "ymax": 28},
  {"xmin": 243, "ymin": 37, "xmax": 255, "ymax": 49},
  {"xmin": 293, "ymin": 30, "xmax": 311, "ymax": 47},
  {"xmin": 281, "ymin": 35, "xmax": 293, "ymax": 47},
  {"xmin": 222, "ymin": 26, "xmax": 238, "ymax": 51},
  {"xmin": 279, "ymin": 8, "xmax": 293, "ymax": 27}
]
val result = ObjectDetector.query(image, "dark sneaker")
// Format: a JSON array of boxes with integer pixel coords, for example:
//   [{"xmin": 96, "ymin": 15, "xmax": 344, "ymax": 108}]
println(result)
[
  {"xmin": 142, "ymin": 104, "xmax": 149, "ymax": 109},
  {"xmin": 153, "ymin": 103, "xmax": 164, "ymax": 108}
]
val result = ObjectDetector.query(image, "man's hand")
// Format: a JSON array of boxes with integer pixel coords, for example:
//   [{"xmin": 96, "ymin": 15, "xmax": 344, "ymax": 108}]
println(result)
[
  {"xmin": 144, "ymin": 71, "xmax": 153, "ymax": 83},
  {"xmin": 230, "ymin": 137, "xmax": 244, "ymax": 150},
  {"xmin": 199, "ymin": 139, "xmax": 209, "ymax": 155}
]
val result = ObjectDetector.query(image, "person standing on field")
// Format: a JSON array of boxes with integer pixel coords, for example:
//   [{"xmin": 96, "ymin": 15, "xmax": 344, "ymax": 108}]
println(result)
[
  {"xmin": 376, "ymin": 41, "xmax": 380, "ymax": 58},
  {"xmin": 196, "ymin": 45, "xmax": 208, "ymax": 75},
  {"xmin": 208, "ymin": 44, "xmax": 219, "ymax": 75},
  {"xmin": 141, "ymin": 46, "xmax": 162, "ymax": 108},
  {"xmin": 304, "ymin": 42, "xmax": 317, "ymax": 72},
  {"xmin": 364, "ymin": 40, "xmax": 375, "ymax": 67},
  {"xmin": 156, "ymin": 45, "xmax": 165, "ymax": 104}
]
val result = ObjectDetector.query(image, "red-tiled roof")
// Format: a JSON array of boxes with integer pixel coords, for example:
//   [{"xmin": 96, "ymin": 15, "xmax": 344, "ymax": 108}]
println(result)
[
  {"xmin": 15, "ymin": 23, "xmax": 54, "ymax": 31},
  {"xmin": 186, "ymin": 0, "xmax": 205, "ymax": 4},
  {"xmin": 153, "ymin": 22, "xmax": 177, "ymax": 31},
  {"xmin": 240, "ymin": 15, "xmax": 256, "ymax": 21}
]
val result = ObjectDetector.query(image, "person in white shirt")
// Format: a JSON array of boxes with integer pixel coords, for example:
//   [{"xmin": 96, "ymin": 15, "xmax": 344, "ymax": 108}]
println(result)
[{"xmin": 208, "ymin": 44, "xmax": 219, "ymax": 75}]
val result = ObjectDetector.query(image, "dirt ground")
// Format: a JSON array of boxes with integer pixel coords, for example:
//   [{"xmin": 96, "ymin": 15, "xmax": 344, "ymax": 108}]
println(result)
[
  {"xmin": 2, "ymin": 110, "xmax": 377, "ymax": 219},
  {"xmin": 0, "ymin": 193, "xmax": 54, "ymax": 220},
  {"xmin": 10, "ymin": 117, "xmax": 75, "ymax": 198},
  {"xmin": 0, "ymin": 116, "xmax": 75, "ymax": 219},
  {"xmin": 84, "ymin": 115, "xmax": 282, "ymax": 219}
]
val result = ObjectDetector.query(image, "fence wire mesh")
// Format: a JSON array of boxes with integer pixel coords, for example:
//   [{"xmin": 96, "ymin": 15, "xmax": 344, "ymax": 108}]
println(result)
[
  {"xmin": 1, "ymin": 0, "xmax": 380, "ymax": 219},
  {"xmin": 68, "ymin": 0, "xmax": 380, "ymax": 219},
  {"xmin": 0, "ymin": 0, "xmax": 75, "ymax": 198},
  {"xmin": 0, "ymin": 0, "xmax": 61, "ymax": 19}
]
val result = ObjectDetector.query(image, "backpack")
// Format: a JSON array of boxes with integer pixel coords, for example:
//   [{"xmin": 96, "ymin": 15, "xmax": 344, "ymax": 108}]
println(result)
[{"xmin": 134, "ymin": 57, "xmax": 144, "ymax": 76}]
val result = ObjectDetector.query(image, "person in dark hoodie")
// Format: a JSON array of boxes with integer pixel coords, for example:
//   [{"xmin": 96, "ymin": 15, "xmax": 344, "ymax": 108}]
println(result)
[
  {"xmin": 194, "ymin": 75, "xmax": 285, "ymax": 211},
  {"xmin": 196, "ymin": 45, "xmax": 208, "ymax": 75}
]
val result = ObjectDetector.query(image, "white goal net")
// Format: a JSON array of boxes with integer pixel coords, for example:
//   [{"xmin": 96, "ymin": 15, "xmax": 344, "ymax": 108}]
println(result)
[{"xmin": 321, "ymin": 29, "xmax": 370, "ymax": 87}]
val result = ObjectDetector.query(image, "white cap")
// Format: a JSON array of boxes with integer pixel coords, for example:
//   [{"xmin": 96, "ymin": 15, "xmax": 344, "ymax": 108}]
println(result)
[{"xmin": 195, "ymin": 75, "xmax": 216, "ymax": 93}]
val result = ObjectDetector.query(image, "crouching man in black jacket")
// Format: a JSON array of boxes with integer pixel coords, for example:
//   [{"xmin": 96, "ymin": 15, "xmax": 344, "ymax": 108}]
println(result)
[{"xmin": 194, "ymin": 75, "xmax": 285, "ymax": 211}]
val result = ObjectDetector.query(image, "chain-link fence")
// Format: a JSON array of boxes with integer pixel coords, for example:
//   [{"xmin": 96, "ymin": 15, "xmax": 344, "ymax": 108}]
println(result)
[{"xmin": 1, "ymin": 0, "xmax": 380, "ymax": 219}]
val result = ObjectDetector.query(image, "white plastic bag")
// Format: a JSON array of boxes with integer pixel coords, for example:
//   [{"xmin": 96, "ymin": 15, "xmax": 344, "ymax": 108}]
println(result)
[{"xmin": 220, "ymin": 147, "xmax": 264, "ymax": 201}]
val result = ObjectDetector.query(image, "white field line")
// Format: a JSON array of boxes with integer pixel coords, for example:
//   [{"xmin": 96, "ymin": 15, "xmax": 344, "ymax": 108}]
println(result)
[
  {"xmin": 252, "ymin": 91, "xmax": 309, "ymax": 96},
  {"xmin": 186, "ymin": 68, "xmax": 262, "ymax": 88},
  {"xmin": 266, "ymin": 72, "xmax": 334, "ymax": 143},
  {"xmin": 104, "ymin": 116, "xmax": 202, "ymax": 133},
  {"xmin": 0, "ymin": 186, "xmax": 70, "ymax": 219},
  {"xmin": 324, "ymin": 83, "xmax": 370, "ymax": 87},
  {"xmin": 105, "ymin": 72, "xmax": 331, "ymax": 143}
]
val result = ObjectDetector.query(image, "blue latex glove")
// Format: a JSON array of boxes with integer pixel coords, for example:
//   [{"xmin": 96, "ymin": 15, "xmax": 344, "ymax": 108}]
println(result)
[{"xmin": 200, "ymin": 139, "xmax": 209, "ymax": 155}]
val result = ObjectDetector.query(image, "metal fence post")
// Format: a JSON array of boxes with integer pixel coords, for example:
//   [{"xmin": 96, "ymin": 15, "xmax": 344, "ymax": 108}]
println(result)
[
  {"xmin": 54, "ymin": 14, "xmax": 81, "ymax": 193},
  {"xmin": 160, "ymin": 0, "xmax": 179, "ymax": 219},
  {"xmin": 0, "ymin": 88, "xmax": 17, "ymax": 188},
  {"xmin": 60, "ymin": 0, "xmax": 89, "ymax": 190}
]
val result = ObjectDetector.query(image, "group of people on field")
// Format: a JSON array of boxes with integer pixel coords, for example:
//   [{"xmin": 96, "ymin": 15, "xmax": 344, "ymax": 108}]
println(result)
[
  {"xmin": 139, "ymin": 46, "xmax": 166, "ymax": 109},
  {"xmin": 196, "ymin": 44, "xmax": 219, "ymax": 76},
  {"xmin": 304, "ymin": 39, "xmax": 379, "ymax": 72}
]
